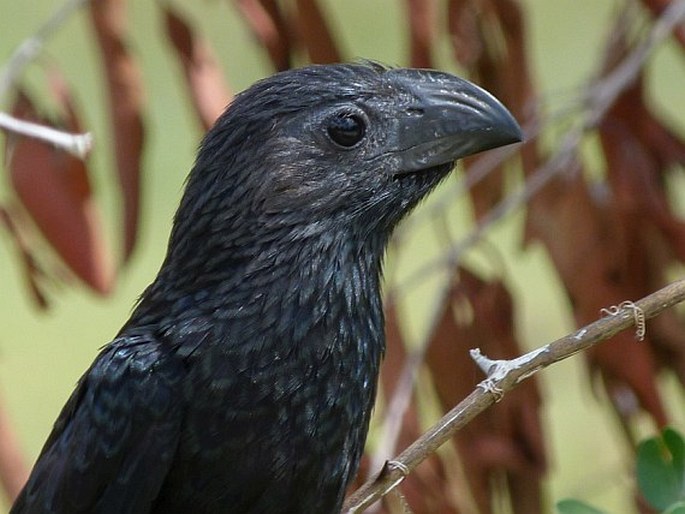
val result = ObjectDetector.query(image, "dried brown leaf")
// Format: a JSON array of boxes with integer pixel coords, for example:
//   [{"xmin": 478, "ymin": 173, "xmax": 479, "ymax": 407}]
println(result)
[
  {"xmin": 0, "ymin": 205, "xmax": 49, "ymax": 308},
  {"xmin": 89, "ymin": 0, "xmax": 145, "ymax": 262},
  {"xmin": 164, "ymin": 6, "xmax": 233, "ymax": 130},
  {"xmin": 447, "ymin": 0, "xmax": 483, "ymax": 66},
  {"xmin": 425, "ymin": 267, "xmax": 546, "ymax": 514},
  {"xmin": 599, "ymin": 75, "xmax": 685, "ymax": 262},
  {"xmin": 405, "ymin": 0, "xmax": 436, "ymax": 68},
  {"xmin": 451, "ymin": 0, "xmax": 539, "ymax": 219},
  {"xmin": 294, "ymin": 0, "xmax": 341, "ymax": 64},
  {"xmin": 6, "ymin": 91, "xmax": 114, "ymax": 295},
  {"xmin": 592, "ymin": 32, "xmax": 685, "ymax": 405},
  {"xmin": 233, "ymin": 0, "xmax": 292, "ymax": 71},
  {"xmin": 525, "ymin": 164, "xmax": 668, "ymax": 434}
]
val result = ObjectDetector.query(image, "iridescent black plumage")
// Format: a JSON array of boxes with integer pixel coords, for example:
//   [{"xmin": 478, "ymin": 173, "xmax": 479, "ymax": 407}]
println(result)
[{"xmin": 12, "ymin": 63, "xmax": 520, "ymax": 514}]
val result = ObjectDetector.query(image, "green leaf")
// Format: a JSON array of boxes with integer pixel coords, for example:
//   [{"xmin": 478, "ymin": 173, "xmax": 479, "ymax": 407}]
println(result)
[
  {"xmin": 556, "ymin": 499, "xmax": 607, "ymax": 514},
  {"xmin": 637, "ymin": 428, "xmax": 685, "ymax": 510},
  {"xmin": 664, "ymin": 428, "xmax": 685, "ymax": 479},
  {"xmin": 663, "ymin": 501, "xmax": 685, "ymax": 514}
]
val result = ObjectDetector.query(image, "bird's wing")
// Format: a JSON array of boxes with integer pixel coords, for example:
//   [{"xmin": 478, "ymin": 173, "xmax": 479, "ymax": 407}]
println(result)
[{"xmin": 12, "ymin": 338, "xmax": 185, "ymax": 514}]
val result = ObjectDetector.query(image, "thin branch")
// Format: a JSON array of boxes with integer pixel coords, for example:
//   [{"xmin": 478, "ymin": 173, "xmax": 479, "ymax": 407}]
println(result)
[
  {"xmin": 369, "ymin": 349, "xmax": 424, "ymax": 476},
  {"xmin": 0, "ymin": 112, "xmax": 92, "ymax": 159},
  {"xmin": 390, "ymin": 0, "xmax": 685, "ymax": 298},
  {"xmin": 344, "ymin": 279, "xmax": 685, "ymax": 513},
  {"xmin": 0, "ymin": 0, "xmax": 92, "ymax": 101},
  {"xmin": 584, "ymin": 0, "xmax": 685, "ymax": 127}
]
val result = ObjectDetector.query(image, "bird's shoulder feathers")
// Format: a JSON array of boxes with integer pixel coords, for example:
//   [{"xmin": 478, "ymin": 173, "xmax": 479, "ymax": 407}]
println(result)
[{"xmin": 12, "ymin": 336, "xmax": 184, "ymax": 514}]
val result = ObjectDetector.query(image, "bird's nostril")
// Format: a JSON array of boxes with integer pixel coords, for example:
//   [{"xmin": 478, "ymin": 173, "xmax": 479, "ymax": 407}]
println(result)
[{"xmin": 405, "ymin": 107, "xmax": 425, "ymax": 117}]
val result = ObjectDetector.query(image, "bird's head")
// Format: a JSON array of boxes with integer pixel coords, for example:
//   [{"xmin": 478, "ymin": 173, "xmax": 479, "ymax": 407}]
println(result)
[{"xmin": 171, "ymin": 63, "xmax": 521, "ymax": 259}]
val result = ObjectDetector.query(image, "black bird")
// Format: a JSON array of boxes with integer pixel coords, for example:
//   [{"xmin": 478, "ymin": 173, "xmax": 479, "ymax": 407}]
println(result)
[{"xmin": 12, "ymin": 63, "xmax": 521, "ymax": 514}]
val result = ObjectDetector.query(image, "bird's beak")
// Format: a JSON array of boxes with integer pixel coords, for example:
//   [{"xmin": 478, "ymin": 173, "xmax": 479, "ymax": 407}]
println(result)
[{"xmin": 388, "ymin": 68, "xmax": 523, "ymax": 173}]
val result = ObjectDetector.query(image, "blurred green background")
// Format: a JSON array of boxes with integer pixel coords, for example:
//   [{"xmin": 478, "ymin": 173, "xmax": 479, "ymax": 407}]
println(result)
[{"xmin": 1, "ymin": 0, "xmax": 684, "ymax": 512}]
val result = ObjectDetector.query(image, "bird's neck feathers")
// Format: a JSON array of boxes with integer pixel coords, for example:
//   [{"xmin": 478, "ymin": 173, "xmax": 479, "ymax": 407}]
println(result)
[{"xmin": 128, "ymin": 186, "xmax": 389, "ymax": 355}]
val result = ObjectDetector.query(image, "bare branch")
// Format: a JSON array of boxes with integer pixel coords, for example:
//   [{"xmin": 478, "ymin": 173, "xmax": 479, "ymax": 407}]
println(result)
[
  {"xmin": 0, "ymin": 0, "xmax": 92, "ymax": 100},
  {"xmin": 0, "ymin": 112, "xmax": 92, "ymax": 159},
  {"xmin": 344, "ymin": 279, "xmax": 685, "ymax": 513}
]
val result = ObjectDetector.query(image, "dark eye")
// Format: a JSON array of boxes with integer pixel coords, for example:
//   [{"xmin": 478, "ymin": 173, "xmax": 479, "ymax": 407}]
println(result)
[{"xmin": 326, "ymin": 113, "xmax": 366, "ymax": 148}]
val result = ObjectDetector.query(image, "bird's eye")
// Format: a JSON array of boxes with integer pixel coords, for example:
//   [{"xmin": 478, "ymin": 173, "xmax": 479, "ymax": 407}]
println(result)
[{"xmin": 326, "ymin": 113, "xmax": 366, "ymax": 148}]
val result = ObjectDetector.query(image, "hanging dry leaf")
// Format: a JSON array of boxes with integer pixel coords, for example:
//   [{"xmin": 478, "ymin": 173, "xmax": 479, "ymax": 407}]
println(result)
[
  {"xmin": 579, "ymin": 25, "xmax": 685, "ymax": 420},
  {"xmin": 600, "ymin": 76, "xmax": 685, "ymax": 262},
  {"xmin": 449, "ymin": 0, "xmax": 539, "ymax": 219},
  {"xmin": 233, "ymin": 0, "xmax": 292, "ymax": 71},
  {"xmin": 294, "ymin": 0, "xmax": 341, "ymax": 64},
  {"xmin": 425, "ymin": 267, "xmax": 546, "ymax": 514},
  {"xmin": 0, "ymin": 205, "xmax": 49, "ymax": 308},
  {"xmin": 89, "ymin": 0, "xmax": 145, "ymax": 262},
  {"xmin": 405, "ymin": 0, "xmax": 436, "ymax": 68},
  {"xmin": 447, "ymin": 0, "xmax": 482, "ymax": 66},
  {"xmin": 163, "ymin": 6, "xmax": 233, "ymax": 131},
  {"xmin": 6, "ymin": 91, "xmax": 114, "ymax": 295},
  {"xmin": 525, "ymin": 162, "xmax": 669, "ymax": 436}
]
